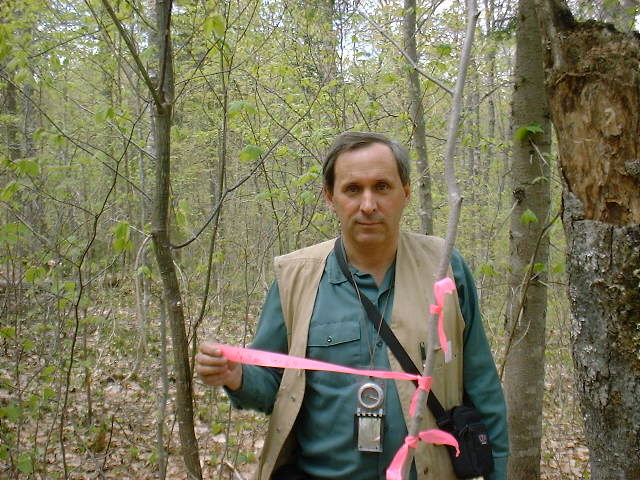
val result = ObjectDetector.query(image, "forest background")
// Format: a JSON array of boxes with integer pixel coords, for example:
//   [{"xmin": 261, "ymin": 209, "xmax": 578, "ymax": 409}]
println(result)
[{"xmin": 1, "ymin": 0, "xmax": 638, "ymax": 479}]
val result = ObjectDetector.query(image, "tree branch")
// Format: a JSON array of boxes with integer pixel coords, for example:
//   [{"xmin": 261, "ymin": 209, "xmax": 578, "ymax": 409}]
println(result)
[
  {"xmin": 98, "ymin": 0, "xmax": 163, "ymax": 108},
  {"xmin": 401, "ymin": 0, "xmax": 479, "ymax": 476},
  {"xmin": 357, "ymin": 9, "xmax": 454, "ymax": 96}
]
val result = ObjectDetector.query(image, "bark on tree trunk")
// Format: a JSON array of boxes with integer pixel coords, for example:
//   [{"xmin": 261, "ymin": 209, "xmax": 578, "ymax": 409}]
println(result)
[
  {"xmin": 403, "ymin": 0, "xmax": 434, "ymax": 235},
  {"xmin": 150, "ymin": 0, "xmax": 202, "ymax": 478},
  {"xmin": 535, "ymin": 1, "xmax": 640, "ymax": 477},
  {"xmin": 504, "ymin": 1, "xmax": 551, "ymax": 478},
  {"xmin": 4, "ymin": 73, "xmax": 21, "ymax": 161}
]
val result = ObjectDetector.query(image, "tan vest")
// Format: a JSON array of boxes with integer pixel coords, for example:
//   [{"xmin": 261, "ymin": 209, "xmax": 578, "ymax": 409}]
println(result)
[{"xmin": 255, "ymin": 232, "xmax": 465, "ymax": 480}]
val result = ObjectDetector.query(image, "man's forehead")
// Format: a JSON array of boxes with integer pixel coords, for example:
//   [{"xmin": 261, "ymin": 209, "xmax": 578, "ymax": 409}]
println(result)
[{"xmin": 334, "ymin": 146, "xmax": 400, "ymax": 181}]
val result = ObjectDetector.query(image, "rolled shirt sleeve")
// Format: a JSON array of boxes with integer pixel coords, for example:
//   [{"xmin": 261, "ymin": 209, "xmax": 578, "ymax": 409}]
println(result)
[{"xmin": 225, "ymin": 282, "xmax": 286, "ymax": 414}]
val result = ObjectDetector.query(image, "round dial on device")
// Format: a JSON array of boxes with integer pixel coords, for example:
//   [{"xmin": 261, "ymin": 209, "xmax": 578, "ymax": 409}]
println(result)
[{"xmin": 358, "ymin": 382, "xmax": 384, "ymax": 409}]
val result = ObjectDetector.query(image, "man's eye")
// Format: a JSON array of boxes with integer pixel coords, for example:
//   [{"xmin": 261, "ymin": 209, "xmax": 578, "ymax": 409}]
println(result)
[
  {"xmin": 376, "ymin": 183, "xmax": 390, "ymax": 190},
  {"xmin": 345, "ymin": 185, "xmax": 360, "ymax": 193}
]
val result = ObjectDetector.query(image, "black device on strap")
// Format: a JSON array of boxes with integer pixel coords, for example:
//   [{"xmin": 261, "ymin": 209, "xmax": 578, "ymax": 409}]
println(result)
[{"xmin": 333, "ymin": 237, "xmax": 494, "ymax": 479}]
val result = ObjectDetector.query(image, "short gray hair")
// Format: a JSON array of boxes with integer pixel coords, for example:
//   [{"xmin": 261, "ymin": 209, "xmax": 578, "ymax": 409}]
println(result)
[{"xmin": 322, "ymin": 131, "xmax": 411, "ymax": 193}]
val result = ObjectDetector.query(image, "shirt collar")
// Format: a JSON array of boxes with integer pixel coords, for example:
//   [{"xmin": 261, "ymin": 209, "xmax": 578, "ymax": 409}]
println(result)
[{"xmin": 326, "ymin": 250, "xmax": 396, "ymax": 295}]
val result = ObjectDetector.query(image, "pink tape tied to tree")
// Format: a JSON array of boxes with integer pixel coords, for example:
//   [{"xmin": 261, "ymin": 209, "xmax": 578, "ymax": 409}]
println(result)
[{"xmin": 429, "ymin": 277, "xmax": 456, "ymax": 359}]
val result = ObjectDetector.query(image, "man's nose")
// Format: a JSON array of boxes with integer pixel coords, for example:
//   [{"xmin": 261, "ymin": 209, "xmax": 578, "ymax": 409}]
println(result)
[{"xmin": 360, "ymin": 189, "xmax": 377, "ymax": 214}]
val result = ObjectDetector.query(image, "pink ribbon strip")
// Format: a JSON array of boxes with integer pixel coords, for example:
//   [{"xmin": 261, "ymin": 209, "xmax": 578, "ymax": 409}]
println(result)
[
  {"xmin": 221, "ymin": 345, "xmax": 431, "ymax": 422},
  {"xmin": 409, "ymin": 376, "xmax": 432, "ymax": 416},
  {"xmin": 429, "ymin": 277, "xmax": 456, "ymax": 358},
  {"xmin": 386, "ymin": 430, "xmax": 460, "ymax": 480},
  {"xmin": 219, "ymin": 344, "xmax": 426, "ymax": 383}
]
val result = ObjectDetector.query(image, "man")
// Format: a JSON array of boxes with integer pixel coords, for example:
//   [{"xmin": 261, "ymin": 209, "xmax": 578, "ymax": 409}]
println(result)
[{"xmin": 196, "ymin": 132, "xmax": 508, "ymax": 480}]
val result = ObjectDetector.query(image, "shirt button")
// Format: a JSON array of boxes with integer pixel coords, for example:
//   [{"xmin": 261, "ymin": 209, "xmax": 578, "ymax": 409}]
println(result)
[
  {"xmin": 377, "ymin": 340, "xmax": 383, "ymax": 347},
  {"xmin": 326, "ymin": 336, "xmax": 333, "ymax": 343}
]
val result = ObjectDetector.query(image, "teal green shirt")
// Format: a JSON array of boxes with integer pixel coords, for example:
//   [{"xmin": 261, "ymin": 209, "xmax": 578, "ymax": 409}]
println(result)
[{"xmin": 227, "ymin": 249, "xmax": 508, "ymax": 480}]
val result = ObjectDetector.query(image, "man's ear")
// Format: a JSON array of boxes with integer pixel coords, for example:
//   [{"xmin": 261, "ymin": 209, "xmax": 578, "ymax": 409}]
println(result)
[
  {"xmin": 323, "ymin": 187, "xmax": 335, "ymax": 212},
  {"xmin": 403, "ymin": 183, "xmax": 411, "ymax": 204}
]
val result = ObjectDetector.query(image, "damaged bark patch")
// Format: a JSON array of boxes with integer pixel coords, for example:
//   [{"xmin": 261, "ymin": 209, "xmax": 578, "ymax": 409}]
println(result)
[{"xmin": 545, "ymin": 23, "xmax": 640, "ymax": 225}]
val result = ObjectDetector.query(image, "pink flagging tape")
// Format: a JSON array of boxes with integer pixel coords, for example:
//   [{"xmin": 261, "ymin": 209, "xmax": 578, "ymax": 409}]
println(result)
[
  {"xmin": 429, "ymin": 277, "xmax": 456, "ymax": 359},
  {"xmin": 409, "ymin": 376, "xmax": 432, "ymax": 417},
  {"xmin": 386, "ymin": 430, "xmax": 460, "ymax": 480},
  {"xmin": 219, "ymin": 344, "xmax": 424, "ymax": 383}
]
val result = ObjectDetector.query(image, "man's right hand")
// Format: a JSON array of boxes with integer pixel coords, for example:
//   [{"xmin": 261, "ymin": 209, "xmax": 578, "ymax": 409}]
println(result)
[{"xmin": 195, "ymin": 342, "xmax": 243, "ymax": 391}]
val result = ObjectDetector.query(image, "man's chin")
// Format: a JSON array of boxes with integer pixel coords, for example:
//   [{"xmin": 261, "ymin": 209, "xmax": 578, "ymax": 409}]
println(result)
[{"xmin": 351, "ymin": 231, "xmax": 388, "ymax": 247}]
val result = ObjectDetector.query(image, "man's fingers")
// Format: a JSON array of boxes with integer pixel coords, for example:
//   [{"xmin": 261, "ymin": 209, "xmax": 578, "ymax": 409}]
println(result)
[
  {"xmin": 198, "ymin": 341, "xmax": 222, "ymax": 357},
  {"xmin": 195, "ymin": 351, "xmax": 226, "ymax": 367},
  {"xmin": 195, "ymin": 342, "xmax": 242, "ymax": 390}
]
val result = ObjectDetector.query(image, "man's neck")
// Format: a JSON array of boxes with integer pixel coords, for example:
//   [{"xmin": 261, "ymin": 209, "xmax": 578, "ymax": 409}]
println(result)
[{"xmin": 342, "ymin": 236, "xmax": 399, "ymax": 286}]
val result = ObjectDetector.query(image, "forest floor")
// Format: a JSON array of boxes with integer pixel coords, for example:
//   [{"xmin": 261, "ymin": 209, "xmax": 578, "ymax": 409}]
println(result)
[{"xmin": 1, "ymin": 303, "xmax": 589, "ymax": 480}]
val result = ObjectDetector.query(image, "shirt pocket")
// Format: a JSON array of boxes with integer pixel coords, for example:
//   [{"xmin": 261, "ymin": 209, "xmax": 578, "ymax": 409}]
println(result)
[
  {"xmin": 306, "ymin": 319, "xmax": 361, "ymax": 364},
  {"xmin": 306, "ymin": 319, "xmax": 361, "ymax": 388}
]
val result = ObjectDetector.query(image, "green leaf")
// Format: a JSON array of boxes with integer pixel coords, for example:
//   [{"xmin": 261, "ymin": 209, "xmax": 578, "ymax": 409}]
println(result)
[
  {"xmin": 514, "ymin": 123, "xmax": 544, "ymax": 142},
  {"xmin": 380, "ymin": 72, "xmax": 399, "ymax": 84},
  {"xmin": 228, "ymin": 100, "xmax": 256, "ymax": 117},
  {"xmin": 95, "ymin": 106, "xmax": 115, "ymax": 124},
  {"xmin": 42, "ymin": 365, "xmax": 56, "ymax": 378},
  {"xmin": 1, "ymin": 326, "xmax": 15, "ymax": 339},
  {"xmin": 113, "ymin": 237, "xmax": 132, "ymax": 252},
  {"xmin": 17, "ymin": 453, "xmax": 33, "ymax": 474},
  {"xmin": 239, "ymin": 144, "xmax": 263, "ymax": 163},
  {"xmin": 478, "ymin": 264, "xmax": 498, "ymax": 277},
  {"xmin": 0, "ymin": 403, "xmax": 22, "ymax": 422},
  {"xmin": 113, "ymin": 221, "xmax": 129, "ymax": 238},
  {"xmin": 42, "ymin": 386, "xmax": 56, "ymax": 401},
  {"xmin": 50, "ymin": 54, "xmax": 61, "ymax": 71},
  {"xmin": 435, "ymin": 43, "xmax": 453, "ymax": 56},
  {"xmin": 204, "ymin": 14, "xmax": 226, "ymax": 38},
  {"xmin": 299, "ymin": 191, "xmax": 315, "ymax": 204},
  {"xmin": 551, "ymin": 263, "xmax": 565, "ymax": 274},
  {"xmin": 137, "ymin": 264, "xmax": 152, "ymax": 279},
  {"xmin": 25, "ymin": 266, "xmax": 46, "ymax": 282},
  {"xmin": 175, "ymin": 209, "xmax": 186, "ymax": 229},
  {"xmin": 520, "ymin": 209, "xmax": 538, "ymax": 225},
  {"xmin": 112, "ymin": 221, "xmax": 131, "ymax": 252},
  {"xmin": 21, "ymin": 338, "xmax": 35, "ymax": 352},
  {"xmin": 533, "ymin": 263, "xmax": 547, "ymax": 273},
  {"xmin": 0, "ymin": 181, "xmax": 19, "ymax": 201},
  {"xmin": 211, "ymin": 422, "xmax": 224, "ymax": 434},
  {"xmin": 14, "ymin": 158, "xmax": 40, "ymax": 176}
]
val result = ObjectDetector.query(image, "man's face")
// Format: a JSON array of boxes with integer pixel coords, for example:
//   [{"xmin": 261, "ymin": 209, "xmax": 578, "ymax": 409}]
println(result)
[{"xmin": 324, "ymin": 142, "xmax": 410, "ymax": 250}]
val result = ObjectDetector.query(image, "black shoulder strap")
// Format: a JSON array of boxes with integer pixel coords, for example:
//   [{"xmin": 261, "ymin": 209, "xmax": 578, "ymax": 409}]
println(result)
[{"xmin": 333, "ymin": 237, "xmax": 449, "ymax": 424}]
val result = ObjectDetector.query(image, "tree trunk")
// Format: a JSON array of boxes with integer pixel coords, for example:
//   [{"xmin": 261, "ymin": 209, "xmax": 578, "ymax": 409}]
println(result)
[
  {"xmin": 403, "ymin": 0, "xmax": 434, "ymax": 235},
  {"xmin": 503, "ymin": 1, "xmax": 551, "ymax": 478},
  {"xmin": 535, "ymin": 1, "xmax": 640, "ymax": 477},
  {"xmin": 3, "ymin": 72, "xmax": 21, "ymax": 161},
  {"xmin": 149, "ymin": 0, "xmax": 202, "ymax": 478}
]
